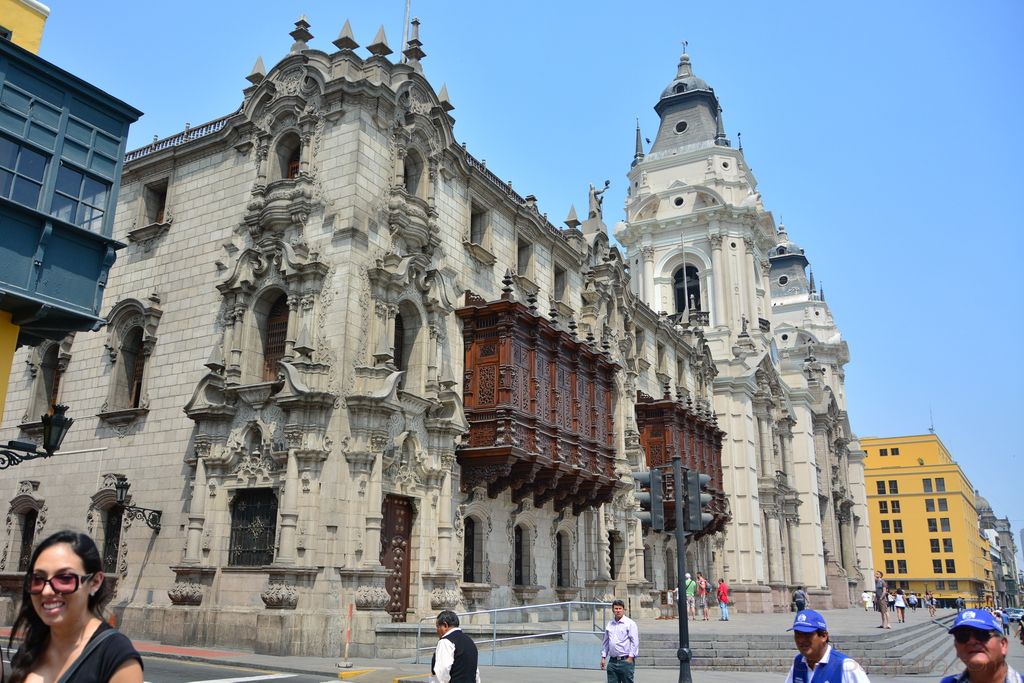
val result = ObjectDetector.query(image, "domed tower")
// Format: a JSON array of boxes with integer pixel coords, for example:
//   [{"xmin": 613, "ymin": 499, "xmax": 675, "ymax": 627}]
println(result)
[
  {"xmin": 649, "ymin": 52, "xmax": 730, "ymax": 156},
  {"xmin": 768, "ymin": 224, "xmax": 812, "ymax": 302}
]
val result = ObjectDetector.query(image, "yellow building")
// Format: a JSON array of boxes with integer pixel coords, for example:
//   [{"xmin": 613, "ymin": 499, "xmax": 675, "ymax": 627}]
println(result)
[
  {"xmin": 862, "ymin": 434, "xmax": 992, "ymax": 608},
  {"xmin": 0, "ymin": 0, "xmax": 49, "ymax": 54}
]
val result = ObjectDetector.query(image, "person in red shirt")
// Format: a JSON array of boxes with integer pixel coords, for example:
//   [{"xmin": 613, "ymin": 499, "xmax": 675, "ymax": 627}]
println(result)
[{"xmin": 716, "ymin": 578, "xmax": 730, "ymax": 621}]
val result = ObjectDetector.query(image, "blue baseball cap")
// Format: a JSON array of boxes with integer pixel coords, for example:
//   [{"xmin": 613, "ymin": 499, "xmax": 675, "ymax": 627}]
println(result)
[
  {"xmin": 948, "ymin": 609, "xmax": 1003, "ymax": 636},
  {"xmin": 788, "ymin": 609, "xmax": 828, "ymax": 633}
]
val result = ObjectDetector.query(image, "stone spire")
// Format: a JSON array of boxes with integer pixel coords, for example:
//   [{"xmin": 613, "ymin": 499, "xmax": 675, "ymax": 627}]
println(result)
[
  {"xmin": 714, "ymin": 105, "xmax": 730, "ymax": 147},
  {"xmin": 632, "ymin": 119, "xmax": 644, "ymax": 167},
  {"xmin": 564, "ymin": 205, "xmax": 581, "ymax": 230},
  {"xmin": 438, "ymin": 84, "xmax": 454, "ymax": 112},
  {"xmin": 289, "ymin": 16, "xmax": 313, "ymax": 54},
  {"xmin": 246, "ymin": 57, "xmax": 266, "ymax": 85},
  {"xmin": 333, "ymin": 19, "xmax": 359, "ymax": 51},
  {"xmin": 403, "ymin": 17, "xmax": 426, "ymax": 69},
  {"xmin": 367, "ymin": 25, "xmax": 393, "ymax": 57}
]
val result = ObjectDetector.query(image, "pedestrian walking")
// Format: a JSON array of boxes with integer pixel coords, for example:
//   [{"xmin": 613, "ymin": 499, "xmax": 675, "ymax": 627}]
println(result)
[
  {"xmin": 793, "ymin": 586, "xmax": 808, "ymax": 613},
  {"xmin": 8, "ymin": 530, "xmax": 143, "ymax": 683},
  {"xmin": 696, "ymin": 572, "xmax": 710, "ymax": 621},
  {"xmin": 895, "ymin": 589, "xmax": 907, "ymax": 623},
  {"xmin": 908, "ymin": 592, "xmax": 918, "ymax": 611},
  {"xmin": 684, "ymin": 573, "xmax": 697, "ymax": 621},
  {"xmin": 887, "ymin": 590, "xmax": 896, "ymax": 614},
  {"xmin": 784, "ymin": 609, "xmax": 871, "ymax": 683},
  {"xmin": 940, "ymin": 609, "xmax": 1022, "ymax": 683},
  {"xmin": 874, "ymin": 571, "xmax": 891, "ymax": 629},
  {"xmin": 600, "ymin": 599, "xmax": 639, "ymax": 683},
  {"xmin": 430, "ymin": 610, "xmax": 480, "ymax": 683},
  {"xmin": 925, "ymin": 590, "xmax": 937, "ymax": 618},
  {"xmin": 861, "ymin": 590, "xmax": 873, "ymax": 612},
  {"xmin": 717, "ymin": 578, "xmax": 730, "ymax": 621}
]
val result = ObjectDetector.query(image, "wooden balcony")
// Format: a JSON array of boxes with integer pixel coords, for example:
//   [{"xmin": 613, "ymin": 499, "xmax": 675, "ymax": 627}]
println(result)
[
  {"xmin": 635, "ymin": 392, "xmax": 730, "ymax": 536},
  {"xmin": 456, "ymin": 292, "xmax": 622, "ymax": 513}
]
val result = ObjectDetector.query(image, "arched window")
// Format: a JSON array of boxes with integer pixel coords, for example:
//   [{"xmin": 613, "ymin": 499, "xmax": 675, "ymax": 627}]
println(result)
[
  {"xmin": 393, "ymin": 313, "xmax": 405, "ymax": 372},
  {"xmin": 262, "ymin": 295, "xmax": 289, "ymax": 381},
  {"xmin": 556, "ymin": 531, "xmax": 571, "ymax": 588},
  {"xmin": 17, "ymin": 509, "xmax": 38, "ymax": 572},
  {"xmin": 463, "ymin": 516, "xmax": 485, "ymax": 583},
  {"xmin": 274, "ymin": 133, "xmax": 302, "ymax": 181},
  {"xmin": 673, "ymin": 265, "xmax": 702, "ymax": 313},
  {"xmin": 404, "ymin": 150, "xmax": 424, "ymax": 197},
  {"xmin": 229, "ymin": 488, "xmax": 278, "ymax": 567},
  {"xmin": 121, "ymin": 327, "xmax": 146, "ymax": 409},
  {"xmin": 513, "ymin": 524, "xmax": 531, "ymax": 586}
]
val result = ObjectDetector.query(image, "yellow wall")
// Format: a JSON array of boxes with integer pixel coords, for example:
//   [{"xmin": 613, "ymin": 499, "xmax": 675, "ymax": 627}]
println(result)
[
  {"xmin": 862, "ymin": 434, "xmax": 991, "ymax": 606},
  {"xmin": 0, "ymin": 0, "xmax": 49, "ymax": 54},
  {"xmin": 0, "ymin": 312, "xmax": 18, "ymax": 421}
]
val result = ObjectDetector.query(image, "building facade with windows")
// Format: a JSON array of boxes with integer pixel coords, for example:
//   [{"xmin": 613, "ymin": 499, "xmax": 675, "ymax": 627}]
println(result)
[
  {"xmin": 977, "ymin": 493, "xmax": 1020, "ymax": 608},
  {"xmin": 862, "ymin": 434, "xmax": 991, "ymax": 607},
  {"xmin": 0, "ymin": 0, "xmax": 49, "ymax": 54},
  {"xmin": 0, "ymin": 20, "xmax": 733, "ymax": 656},
  {"xmin": 0, "ymin": 33, "xmax": 139, "ymax": 423}
]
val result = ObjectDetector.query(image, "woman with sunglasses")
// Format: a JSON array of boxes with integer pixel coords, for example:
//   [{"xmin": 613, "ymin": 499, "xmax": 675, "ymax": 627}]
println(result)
[{"xmin": 7, "ymin": 530, "xmax": 143, "ymax": 683}]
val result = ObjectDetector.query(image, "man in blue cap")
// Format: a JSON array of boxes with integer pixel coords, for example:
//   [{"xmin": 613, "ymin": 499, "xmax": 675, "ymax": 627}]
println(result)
[
  {"xmin": 940, "ymin": 609, "xmax": 1022, "ymax": 683},
  {"xmin": 784, "ymin": 609, "xmax": 871, "ymax": 683}
]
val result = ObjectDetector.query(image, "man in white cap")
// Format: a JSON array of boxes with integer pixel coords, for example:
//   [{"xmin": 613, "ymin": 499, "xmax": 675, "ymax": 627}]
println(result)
[
  {"xmin": 784, "ymin": 609, "xmax": 870, "ymax": 683},
  {"xmin": 940, "ymin": 609, "xmax": 1022, "ymax": 682},
  {"xmin": 683, "ymin": 573, "xmax": 697, "ymax": 621}
]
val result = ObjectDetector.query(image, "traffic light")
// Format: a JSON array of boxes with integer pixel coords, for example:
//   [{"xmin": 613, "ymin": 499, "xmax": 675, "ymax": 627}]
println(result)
[
  {"xmin": 633, "ymin": 468, "xmax": 665, "ymax": 531},
  {"xmin": 684, "ymin": 470, "xmax": 713, "ymax": 532}
]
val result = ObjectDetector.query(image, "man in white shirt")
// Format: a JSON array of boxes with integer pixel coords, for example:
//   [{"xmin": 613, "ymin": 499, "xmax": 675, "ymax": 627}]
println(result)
[{"xmin": 431, "ymin": 610, "xmax": 481, "ymax": 683}]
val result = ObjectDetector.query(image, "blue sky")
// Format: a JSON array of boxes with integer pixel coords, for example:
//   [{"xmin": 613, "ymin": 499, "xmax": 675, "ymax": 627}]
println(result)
[{"xmin": 37, "ymin": 2, "xmax": 1024, "ymax": 564}]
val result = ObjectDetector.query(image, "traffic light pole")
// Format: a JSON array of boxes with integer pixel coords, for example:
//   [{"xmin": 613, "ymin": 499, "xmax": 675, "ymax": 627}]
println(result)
[{"xmin": 672, "ymin": 454, "xmax": 693, "ymax": 683}]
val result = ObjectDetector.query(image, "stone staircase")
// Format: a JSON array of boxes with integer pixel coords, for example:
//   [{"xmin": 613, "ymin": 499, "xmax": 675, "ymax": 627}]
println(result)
[{"xmin": 640, "ymin": 615, "xmax": 959, "ymax": 675}]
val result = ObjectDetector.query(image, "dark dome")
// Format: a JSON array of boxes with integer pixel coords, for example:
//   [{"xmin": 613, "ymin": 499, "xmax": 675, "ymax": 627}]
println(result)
[{"xmin": 660, "ymin": 54, "xmax": 712, "ymax": 100}]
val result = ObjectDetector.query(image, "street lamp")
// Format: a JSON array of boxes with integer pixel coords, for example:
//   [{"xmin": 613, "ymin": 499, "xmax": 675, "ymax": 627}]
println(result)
[
  {"xmin": 113, "ymin": 476, "xmax": 162, "ymax": 533},
  {"xmin": 0, "ymin": 404, "xmax": 74, "ymax": 470}
]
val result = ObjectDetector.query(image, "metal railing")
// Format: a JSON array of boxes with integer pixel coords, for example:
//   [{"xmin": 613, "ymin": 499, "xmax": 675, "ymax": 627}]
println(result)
[{"xmin": 415, "ymin": 600, "xmax": 611, "ymax": 669}]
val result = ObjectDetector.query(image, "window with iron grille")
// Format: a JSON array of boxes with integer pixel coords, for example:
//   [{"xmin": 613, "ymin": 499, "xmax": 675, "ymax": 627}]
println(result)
[
  {"xmin": 121, "ymin": 327, "xmax": 146, "ymax": 409},
  {"xmin": 102, "ymin": 508, "xmax": 122, "ymax": 573},
  {"xmin": 262, "ymin": 297, "xmax": 288, "ymax": 381},
  {"xmin": 557, "ymin": 532, "xmax": 570, "ymax": 587},
  {"xmin": 18, "ymin": 509, "xmax": 37, "ymax": 572},
  {"xmin": 513, "ymin": 525, "xmax": 524, "ymax": 585},
  {"xmin": 229, "ymin": 489, "xmax": 278, "ymax": 567}
]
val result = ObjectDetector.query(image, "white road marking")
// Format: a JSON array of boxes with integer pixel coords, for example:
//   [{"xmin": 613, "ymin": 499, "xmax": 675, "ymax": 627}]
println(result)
[{"xmin": 186, "ymin": 675, "xmax": 295, "ymax": 683}]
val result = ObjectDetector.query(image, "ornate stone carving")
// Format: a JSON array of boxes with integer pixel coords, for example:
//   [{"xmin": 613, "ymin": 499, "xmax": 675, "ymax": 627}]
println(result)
[
  {"xmin": 430, "ymin": 588, "xmax": 461, "ymax": 610},
  {"xmin": 354, "ymin": 585, "xmax": 390, "ymax": 610},
  {"xmin": 261, "ymin": 582, "xmax": 299, "ymax": 609},
  {"xmin": 168, "ymin": 581, "xmax": 204, "ymax": 606}
]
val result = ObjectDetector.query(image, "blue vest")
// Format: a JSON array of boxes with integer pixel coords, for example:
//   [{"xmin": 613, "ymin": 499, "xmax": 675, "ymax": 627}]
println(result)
[
  {"xmin": 940, "ymin": 672, "xmax": 1024, "ymax": 683},
  {"xmin": 791, "ymin": 649, "xmax": 850, "ymax": 683}
]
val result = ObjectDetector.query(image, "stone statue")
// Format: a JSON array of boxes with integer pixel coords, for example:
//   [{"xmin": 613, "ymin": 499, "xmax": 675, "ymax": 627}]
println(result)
[{"xmin": 588, "ymin": 180, "xmax": 610, "ymax": 219}]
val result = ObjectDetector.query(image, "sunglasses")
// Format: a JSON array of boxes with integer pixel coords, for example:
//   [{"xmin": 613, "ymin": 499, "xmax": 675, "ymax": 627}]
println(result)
[
  {"xmin": 26, "ymin": 572, "xmax": 94, "ymax": 595},
  {"xmin": 953, "ymin": 628, "xmax": 998, "ymax": 644}
]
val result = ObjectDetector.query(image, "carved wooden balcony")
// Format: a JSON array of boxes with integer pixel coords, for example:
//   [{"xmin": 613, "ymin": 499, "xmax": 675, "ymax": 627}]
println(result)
[
  {"xmin": 634, "ymin": 391, "xmax": 730, "ymax": 536},
  {"xmin": 456, "ymin": 292, "xmax": 622, "ymax": 513}
]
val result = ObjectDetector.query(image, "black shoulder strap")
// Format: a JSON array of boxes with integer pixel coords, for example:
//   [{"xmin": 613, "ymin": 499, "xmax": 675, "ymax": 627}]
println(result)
[{"xmin": 57, "ymin": 628, "xmax": 118, "ymax": 683}]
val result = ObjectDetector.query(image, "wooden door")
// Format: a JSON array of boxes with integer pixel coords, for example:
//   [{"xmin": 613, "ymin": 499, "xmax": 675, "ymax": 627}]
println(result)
[{"xmin": 380, "ymin": 495, "xmax": 414, "ymax": 622}]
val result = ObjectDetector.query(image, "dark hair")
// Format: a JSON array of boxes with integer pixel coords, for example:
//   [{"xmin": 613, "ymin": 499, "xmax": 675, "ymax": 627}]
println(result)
[
  {"xmin": 612, "ymin": 599, "xmax": 625, "ymax": 608},
  {"xmin": 8, "ymin": 531, "xmax": 111, "ymax": 683},
  {"xmin": 436, "ymin": 610, "xmax": 460, "ymax": 628}
]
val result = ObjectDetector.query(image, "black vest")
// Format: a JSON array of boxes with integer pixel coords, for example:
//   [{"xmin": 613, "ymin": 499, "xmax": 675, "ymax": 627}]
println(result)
[{"xmin": 431, "ymin": 628, "xmax": 478, "ymax": 683}]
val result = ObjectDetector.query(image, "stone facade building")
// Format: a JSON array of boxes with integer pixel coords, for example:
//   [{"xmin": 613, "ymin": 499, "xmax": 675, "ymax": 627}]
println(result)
[
  {"xmin": 0, "ymin": 20, "xmax": 733, "ymax": 655},
  {"xmin": 977, "ymin": 493, "xmax": 1020, "ymax": 607},
  {"xmin": 614, "ymin": 52, "xmax": 871, "ymax": 611}
]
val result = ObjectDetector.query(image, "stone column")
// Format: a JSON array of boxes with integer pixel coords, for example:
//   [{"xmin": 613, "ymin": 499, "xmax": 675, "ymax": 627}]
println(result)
[
  {"xmin": 436, "ymin": 454, "xmax": 455, "ymax": 571},
  {"xmin": 184, "ymin": 455, "xmax": 207, "ymax": 562},
  {"xmin": 786, "ymin": 516, "xmax": 803, "ymax": 586},
  {"xmin": 372, "ymin": 302, "xmax": 391, "ymax": 365},
  {"xmin": 710, "ymin": 235, "xmax": 726, "ymax": 326},
  {"xmin": 364, "ymin": 446, "xmax": 385, "ymax": 568},
  {"xmin": 276, "ymin": 450, "xmax": 299, "ymax": 563},
  {"xmin": 284, "ymin": 295, "xmax": 300, "ymax": 361},
  {"xmin": 640, "ymin": 246, "xmax": 655, "ymax": 306},
  {"xmin": 839, "ymin": 511, "xmax": 856, "ymax": 575},
  {"xmin": 766, "ymin": 509, "xmax": 784, "ymax": 584},
  {"xmin": 757, "ymin": 414, "xmax": 773, "ymax": 475},
  {"xmin": 597, "ymin": 506, "xmax": 611, "ymax": 581},
  {"xmin": 779, "ymin": 423, "xmax": 795, "ymax": 488},
  {"xmin": 742, "ymin": 237, "xmax": 758, "ymax": 324}
]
